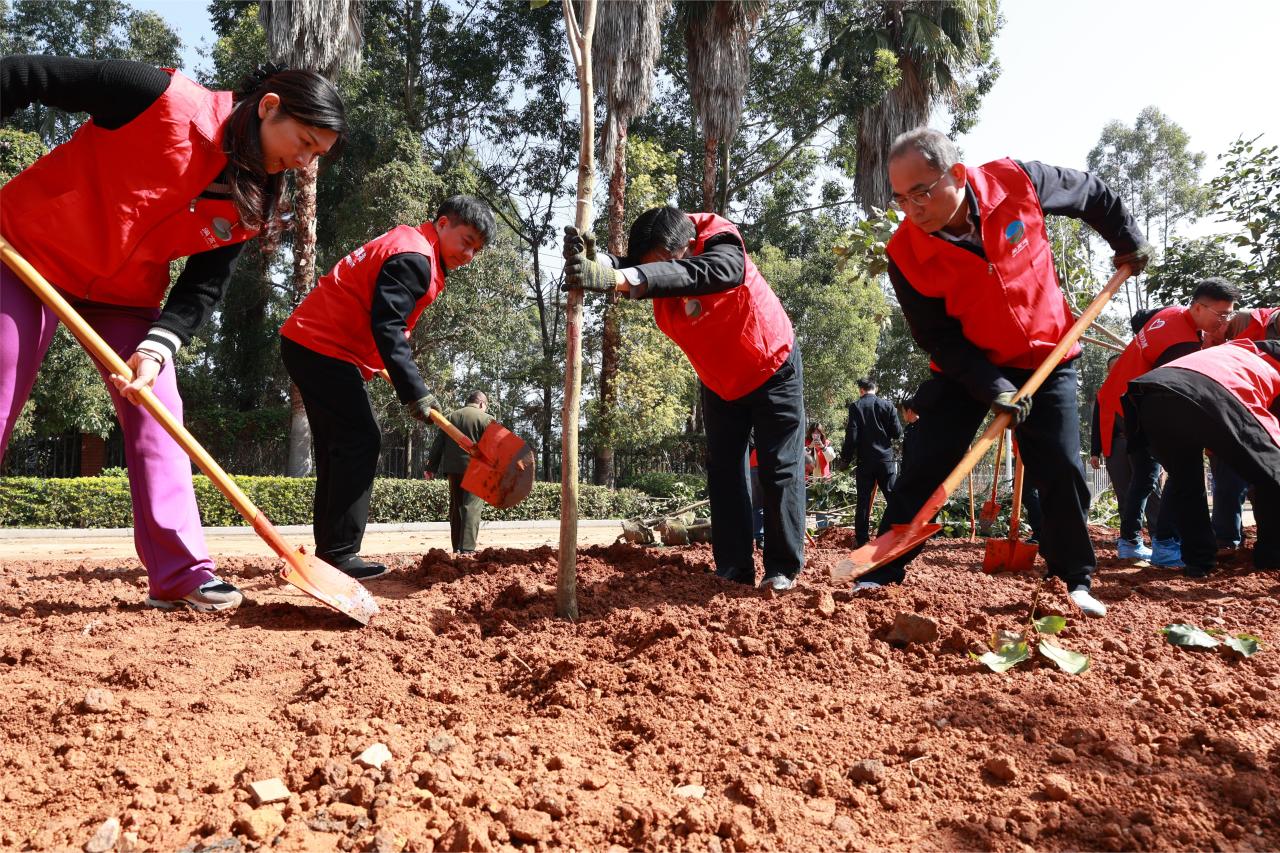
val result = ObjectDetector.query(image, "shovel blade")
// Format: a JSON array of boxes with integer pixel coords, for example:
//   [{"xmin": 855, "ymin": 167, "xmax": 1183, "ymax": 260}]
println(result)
[
  {"xmin": 982, "ymin": 539, "xmax": 1039, "ymax": 574},
  {"xmin": 830, "ymin": 522, "xmax": 943, "ymax": 581},
  {"xmin": 461, "ymin": 421, "xmax": 535, "ymax": 509},
  {"xmin": 280, "ymin": 551, "xmax": 380, "ymax": 625}
]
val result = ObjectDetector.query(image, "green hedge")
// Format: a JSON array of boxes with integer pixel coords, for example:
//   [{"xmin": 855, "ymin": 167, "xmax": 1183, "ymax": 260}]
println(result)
[
  {"xmin": 0, "ymin": 476, "xmax": 654, "ymax": 528},
  {"xmin": 616, "ymin": 471, "xmax": 707, "ymax": 502}
]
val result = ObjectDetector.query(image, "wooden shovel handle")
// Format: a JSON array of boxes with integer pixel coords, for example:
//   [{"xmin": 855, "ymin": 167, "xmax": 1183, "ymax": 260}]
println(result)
[
  {"xmin": 375, "ymin": 369, "xmax": 477, "ymax": 456},
  {"xmin": 914, "ymin": 266, "xmax": 1134, "ymax": 524},
  {"xmin": 987, "ymin": 430, "xmax": 1005, "ymax": 505},
  {"xmin": 1008, "ymin": 444, "xmax": 1025, "ymax": 544}
]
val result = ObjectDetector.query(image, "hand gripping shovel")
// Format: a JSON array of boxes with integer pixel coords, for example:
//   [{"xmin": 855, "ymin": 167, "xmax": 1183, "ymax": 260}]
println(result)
[
  {"xmin": 832, "ymin": 265, "xmax": 1134, "ymax": 582},
  {"xmin": 1, "ymin": 236, "xmax": 378, "ymax": 625},
  {"xmin": 977, "ymin": 429, "xmax": 1006, "ymax": 535},
  {"xmin": 982, "ymin": 442, "xmax": 1038, "ymax": 573}
]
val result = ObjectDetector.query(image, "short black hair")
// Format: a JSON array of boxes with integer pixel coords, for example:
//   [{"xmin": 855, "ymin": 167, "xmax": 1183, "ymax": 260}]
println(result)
[
  {"xmin": 1191, "ymin": 277, "xmax": 1240, "ymax": 304},
  {"xmin": 1130, "ymin": 307, "xmax": 1160, "ymax": 335},
  {"xmin": 437, "ymin": 195, "xmax": 496, "ymax": 245},
  {"xmin": 857, "ymin": 378, "xmax": 876, "ymax": 392},
  {"xmin": 626, "ymin": 206, "xmax": 694, "ymax": 263},
  {"xmin": 465, "ymin": 390, "xmax": 486, "ymax": 405}
]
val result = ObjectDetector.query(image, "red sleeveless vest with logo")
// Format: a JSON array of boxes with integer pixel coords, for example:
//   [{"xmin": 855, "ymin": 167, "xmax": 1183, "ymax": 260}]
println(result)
[
  {"xmin": 281, "ymin": 222, "xmax": 445, "ymax": 377},
  {"xmin": 1158, "ymin": 339, "xmax": 1280, "ymax": 448},
  {"xmin": 1096, "ymin": 305, "xmax": 1200, "ymax": 455},
  {"xmin": 886, "ymin": 158, "xmax": 1078, "ymax": 380},
  {"xmin": 0, "ymin": 70, "xmax": 254, "ymax": 307},
  {"xmin": 651, "ymin": 214, "xmax": 794, "ymax": 401},
  {"xmin": 1236, "ymin": 307, "xmax": 1279, "ymax": 342}
]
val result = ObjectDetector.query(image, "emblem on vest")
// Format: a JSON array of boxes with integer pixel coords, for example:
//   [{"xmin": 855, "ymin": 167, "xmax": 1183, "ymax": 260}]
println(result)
[
  {"xmin": 1005, "ymin": 219, "xmax": 1028, "ymax": 257},
  {"xmin": 212, "ymin": 217, "xmax": 233, "ymax": 242},
  {"xmin": 684, "ymin": 298, "xmax": 703, "ymax": 319}
]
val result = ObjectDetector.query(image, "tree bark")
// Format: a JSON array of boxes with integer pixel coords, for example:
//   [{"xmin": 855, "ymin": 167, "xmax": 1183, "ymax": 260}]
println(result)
[
  {"xmin": 284, "ymin": 159, "xmax": 321, "ymax": 477},
  {"xmin": 702, "ymin": 136, "xmax": 718, "ymax": 213}
]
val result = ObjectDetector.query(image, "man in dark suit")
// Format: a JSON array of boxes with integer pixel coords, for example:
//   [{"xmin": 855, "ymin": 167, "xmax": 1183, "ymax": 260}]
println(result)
[
  {"xmin": 839, "ymin": 378, "xmax": 902, "ymax": 545},
  {"xmin": 425, "ymin": 390, "xmax": 493, "ymax": 554}
]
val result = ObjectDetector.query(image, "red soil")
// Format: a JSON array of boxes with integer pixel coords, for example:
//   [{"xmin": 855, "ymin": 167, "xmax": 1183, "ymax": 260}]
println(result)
[{"xmin": 0, "ymin": 527, "xmax": 1277, "ymax": 851}]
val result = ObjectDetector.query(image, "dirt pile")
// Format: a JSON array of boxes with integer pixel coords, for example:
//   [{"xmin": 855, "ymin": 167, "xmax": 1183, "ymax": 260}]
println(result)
[{"xmin": 1, "ymin": 528, "xmax": 1278, "ymax": 851}]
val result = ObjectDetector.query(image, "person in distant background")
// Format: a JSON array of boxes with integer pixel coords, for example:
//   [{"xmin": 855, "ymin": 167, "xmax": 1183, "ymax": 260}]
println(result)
[{"xmin": 839, "ymin": 378, "xmax": 901, "ymax": 546}]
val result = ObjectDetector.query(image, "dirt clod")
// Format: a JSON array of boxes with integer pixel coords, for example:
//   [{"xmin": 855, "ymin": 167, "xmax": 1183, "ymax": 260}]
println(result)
[{"xmin": 886, "ymin": 613, "xmax": 939, "ymax": 645}]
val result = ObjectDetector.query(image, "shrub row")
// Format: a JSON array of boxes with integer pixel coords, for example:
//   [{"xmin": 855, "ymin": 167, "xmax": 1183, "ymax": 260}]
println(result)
[{"xmin": 0, "ymin": 476, "xmax": 655, "ymax": 528}]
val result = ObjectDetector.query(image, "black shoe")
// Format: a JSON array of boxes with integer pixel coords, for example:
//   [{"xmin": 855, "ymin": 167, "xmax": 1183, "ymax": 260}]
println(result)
[
  {"xmin": 714, "ymin": 567, "xmax": 754, "ymax": 585},
  {"xmin": 324, "ymin": 555, "xmax": 390, "ymax": 580},
  {"xmin": 1183, "ymin": 564, "xmax": 1214, "ymax": 579}
]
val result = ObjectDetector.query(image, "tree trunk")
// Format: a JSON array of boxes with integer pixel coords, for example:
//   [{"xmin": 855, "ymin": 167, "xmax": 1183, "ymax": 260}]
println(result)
[
  {"xmin": 717, "ymin": 140, "xmax": 731, "ymax": 214},
  {"xmin": 285, "ymin": 160, "xmax": 320, "ymax": 477},
  {"xmin": 701, "ymin": 136, "xmax": 718, "ymax": 212},
  {"xmin": 593, "ymin": 118, "xmax": 628, "ymax": 487}
]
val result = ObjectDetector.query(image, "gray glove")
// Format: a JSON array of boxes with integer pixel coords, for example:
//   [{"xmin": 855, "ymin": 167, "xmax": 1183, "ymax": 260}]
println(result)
[
  {"xmin": 562, "ymin": 254, "xmax": 619, "ymax": 293},
  {"xmin": 562, "ymin": 225, "xmax": 596, "ymax": 261},
  {"xmin": 991, "ymin": 391, "xmax": 1032, "ymax": 426},
  {"xmin": 1113, "ymin": 243, "xmax": 1154, "ymax": 275},
  {"xmin": 407, "ymin": 394, "xmax": 441, "ymax": 423}
]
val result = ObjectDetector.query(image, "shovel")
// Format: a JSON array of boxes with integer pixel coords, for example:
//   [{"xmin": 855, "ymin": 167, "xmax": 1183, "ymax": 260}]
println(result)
[
  {"xmin": 982, "ymin": 443, "xmax": 1038, "ymax": 573},
  {"xmin": 831, "ymin": 265, "xmax": 1134, "ymax": 582},
  {"xmin": 967, "ymin": 473, "xmax": 976, "ymax": 543},
  {"xmin": 0, "ymin": 236, "xmax": 379, "ymax": 625},
  {"xmin": 380, "ymin": 371, "xmax": 534, "ymax": 509},
  {"xmin": 977, "ymin": 430, "xmax": 1006, "ymax": 535}
]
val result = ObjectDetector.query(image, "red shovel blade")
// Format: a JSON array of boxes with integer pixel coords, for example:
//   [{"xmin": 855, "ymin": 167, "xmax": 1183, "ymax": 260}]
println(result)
[
  {"xmin": 981, "ymin": 539, "xmax": 1039, "ymax": 574},
  {"xmin": 829, "ymin": 521, "xmax": 943, "ymax": 581},
  {"xmin": 278, "ymin": 550, "xmax": 379, "ymax": 625},
  {"xmin": 461, "ymin": 421, "xmax": 536, "ymax": 509}
]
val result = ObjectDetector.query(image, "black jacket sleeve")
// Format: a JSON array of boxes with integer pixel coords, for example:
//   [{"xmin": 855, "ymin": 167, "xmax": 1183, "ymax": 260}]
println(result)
[
  {"xmin": 1017, "ymin": 160, "xmax": 1145, "ymax": 254},
  {"xmin": 1, "ymin": 56, "xmax": 170, "ymax": 127},
  {"xmin": 369, "ymin": 253, "xmax": 434, "ymax": 403},
  {"xmin": 883, "ymin": 398, "xmax": 902, "ymax": 442},
  {"xmin": 150, "ymin": 243, "xmax": 246, "ymax": 346},
  {"xmin": 623, "ymin": 234, "xmax": 746, "ymax": 299},
  {"xmin": 889, "ymin": 260, "xmax": 1018, "ymax": 404},
  {"xmin": 840, "ymin": 404, "xmax": 857, "ymax": 463},
  {"xmin": 1089, "ymin": 398, "xmax": 1102, "ymax": 456}
]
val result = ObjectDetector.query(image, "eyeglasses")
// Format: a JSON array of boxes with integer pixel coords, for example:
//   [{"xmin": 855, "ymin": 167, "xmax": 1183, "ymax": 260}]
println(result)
[
  {"xmin": 1194, "ymin": 302, "xmax": 1232, "ymax": 323},
  {"xmin": 891, "ymin": 173, "xmax": 950, "ymax": 209}
]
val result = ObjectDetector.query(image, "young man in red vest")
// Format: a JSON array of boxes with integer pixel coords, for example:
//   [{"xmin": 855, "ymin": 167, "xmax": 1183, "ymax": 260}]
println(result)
[
  {"xmin": 1126, "ymin": 339, "xmax": 1280, "ymax": 577},
  {"xmin": 1097, "ymin": 278, "xmax": 1239, "ymax": 565},
  {"xmin": 562, "ymin": 208, "xmax": 805, "ymax": 592},
  {"xmin": 1227, "ymin": 307, "xmax": 1280, "ymax": 343},
  {"xmin": 279, "ymin": 196, "xmax": 494, "ymax": 579},
  {"xmin": 866, "ymin": 128, "xmax": 1151, "ymax": 618}
]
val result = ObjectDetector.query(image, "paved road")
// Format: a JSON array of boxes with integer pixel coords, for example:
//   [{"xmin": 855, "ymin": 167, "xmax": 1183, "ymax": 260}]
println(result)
[{"xmin": 0, "ymin": 520, "xmax": 624, "ymax": 561}]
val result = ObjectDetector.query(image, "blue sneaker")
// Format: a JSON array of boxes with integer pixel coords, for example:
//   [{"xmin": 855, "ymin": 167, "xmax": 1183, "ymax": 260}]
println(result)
[
  {"xmin": 1151, "ymin": 537, "xmax": 1184, "ymax": 568},
  {"xmin": 1116, "ymin": 537, "xmax": 1152, "ymax": 561}
]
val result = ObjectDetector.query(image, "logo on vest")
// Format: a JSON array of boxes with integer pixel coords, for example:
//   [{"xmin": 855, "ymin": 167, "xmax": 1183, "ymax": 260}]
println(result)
[
  {"xmin": 684, "ymin": 298, "xmax": 703, "ymax": 319},
  {"xmin": 1148, "ymin": 318, "xmax": 1166, "ymax": 332},
  {"xmin": 212, "ymin": 217, "xmax": 233, "ymax": 242}
]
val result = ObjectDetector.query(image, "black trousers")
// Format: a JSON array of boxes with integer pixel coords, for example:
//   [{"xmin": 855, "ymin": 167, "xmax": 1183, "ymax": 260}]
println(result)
[
  {"xmin": 1131, "ymin": 384, "xmax": 1280, "ymax": 572},
  {"xmin": 854, "ymin": 457, "xmax": 896, "ymax": 545},
  {"xmin": 280, "ymin": 336, "xmax": 381, "ymax": 562},
  {"xmin": 703, "ymin": 347, "xmax": 806, "ymax": 582},
  {"xmin": 863, "ymin": 364, "xmax": 1096, "ymax": 589},
  {"xmin": 448, "ymin": 473, "xmax": 483, "ymax": 552}
]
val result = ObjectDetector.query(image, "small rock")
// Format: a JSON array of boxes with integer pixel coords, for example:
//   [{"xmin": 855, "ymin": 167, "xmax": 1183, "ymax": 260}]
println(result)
[
  {"xmin": 233, "ymin": 807, "xmax": 284, "ymax": 843},
  {"xmin": 247, "ymin": 778, "xmax": 290, "ymax": 806},
  {"xmin": 370, "ymin": 828, "xmax": 402, "ymax": 853},
  {"xmin": 848, "ymin": 760, "xmax": 886, "ymax": 785},
  {"xmin": 326, "ymin": 803, "xmax": 367, "ymax": 822},
  {"xmin": 427, "ymin": 734, "xmax": 457, "ymax": 755},
  {"xmin": 81, "ymin": 689, "xmax": 116, "ymax": 714},
  {"xmin": 673, "ymin": 784, "xmax": 706, "ymax": 799},
  {"xmin": 119, "ymin": 831, "xmax": 140, "ymax": 853},
  {"xmin": 805, "ymin": 798, "xmax": 837, "ymax": 825},
  {"xmin": 355, "ymin": 743, "xmax": 393, "ymax": 770},
  {"xmin": 811, "ymin": 591, "xmax": 837, "ymax": 618},
  {"xmin": 738, "ymin": 637, "xmax": 766, "ymax": 655},
  {"xmin": 1043, "ymin": 774, "xmax": 1073, "ymax": 802},
  {"xmin": 984, "ymin": 756, "xmax": 1018, "ymax": 782},
  {"xmin": 886, "ymin": 613, "xmax": 939, "ymax": 646},
  {"xmin": 1047, "ymin": 747, "xmax": 1075, "ymax": 765},
  {"xmin": 437, "ymin": 817, "xmax": 493, "ymax": 852},
  {"xmin": 832, "ymin": 814, "xmax": 856, "ymax": 833},
  {"xmin": 582, "ymin": 774, "xmax": 608, "ymax": 791},
  {"xmin": 84, "ymin": 817, "xmax": 121, "ymax": 853},
  {"xmin": 498, "ymin": 807, "xmax": 553, "ymax": 842},
  {"xmin": 1224, "ymin": 773, "xmax": 1267, "ymax": 807},
  {"xmin": 1102, "ymin": 637, "xmax": 1129, "ymax": 654}
]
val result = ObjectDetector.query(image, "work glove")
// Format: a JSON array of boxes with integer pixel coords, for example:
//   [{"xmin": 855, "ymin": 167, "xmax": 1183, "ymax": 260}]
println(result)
[
  {"xmin": 406, "ymin": 394, "xmax": 441, "ymax": 423},
  {"xmin": 990, "ymin": 391, "xmax": 1032, "ymax": 426},
  {"xmin": 562, "ymin": 225, "xmax": 596, "ymax": 261},
  {"xmin": 1113, "ymin": 243, "xmax": 1154, "ymax": 276},
  {"xmin": 562, "ymin": 253, "xmax": 619, "ymax": 293}
]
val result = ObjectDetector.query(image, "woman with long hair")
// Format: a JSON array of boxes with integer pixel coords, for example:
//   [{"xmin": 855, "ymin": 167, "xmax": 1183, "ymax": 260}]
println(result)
[{"xmin": 1, "ymin": 56, "xmax": 347, "ymax": 612}]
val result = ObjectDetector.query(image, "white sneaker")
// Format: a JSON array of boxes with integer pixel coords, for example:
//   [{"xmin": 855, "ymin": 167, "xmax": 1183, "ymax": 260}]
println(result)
[
  {"xmin": 855, "ymin": 581, "xmax": 882, "ymax": 591},
  {"xmin": 759, "ymin": 575, "xmax": 796, "ymax": 592},
  {"xmin": 146, "ymin": 579, "xmax": 244, "ymax": 613},
  {"xmin": 1068, "ymin": 588, "xmax": 1107, "ymax": 618}
]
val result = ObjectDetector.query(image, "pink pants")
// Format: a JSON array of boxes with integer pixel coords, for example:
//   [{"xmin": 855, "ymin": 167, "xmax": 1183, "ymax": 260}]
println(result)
[{"xmin": 1, "ymin": 265, "xmax": 215, "ymax": 599}]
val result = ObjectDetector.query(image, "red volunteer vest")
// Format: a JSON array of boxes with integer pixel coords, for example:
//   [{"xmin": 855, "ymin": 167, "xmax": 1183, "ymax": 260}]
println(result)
[
  {"xmin": 1160, "ymin": 339, "xmax": 1280, "ymax": 448},
  {"xmin": 886, "ymin": 158, "xmax": 1078, "ymax": 379},
  {"xmin": 1236, "ymin": 307, "xmax": 1279, "ymax": 342},
  {"xmin": 0, "ymin": 71, "xmax": 254, "ymax": 307},
  {"xmin": 1096, "ymin": 306, "xmax": 1200, "ymax": 455},
  {"xmin": 281, "ymin": 222, "xmax": 445, "ymax": 377},
  {"xmin": 651, "ymin": 214, "xmax": 793, "ymax": 400}
]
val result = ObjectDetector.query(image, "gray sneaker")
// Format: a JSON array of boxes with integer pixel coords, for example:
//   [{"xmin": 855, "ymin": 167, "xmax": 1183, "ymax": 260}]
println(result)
[
  {"xmin": 759, "ymin": 574, "xmax": 796, "ymax": 593},
  {"xmin": 146, "ymin": 579, "xmax": 244, "ymax": 612}
]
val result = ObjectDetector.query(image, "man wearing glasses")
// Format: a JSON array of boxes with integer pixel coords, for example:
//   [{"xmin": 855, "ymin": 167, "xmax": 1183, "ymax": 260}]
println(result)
[
  {"xmin": 858, "ymin": 127, "xmax": 1149, "ymax": 619},
  {"xmin": 1097, "ymin": 277, "xmax": 1240, "ymax": 568}
]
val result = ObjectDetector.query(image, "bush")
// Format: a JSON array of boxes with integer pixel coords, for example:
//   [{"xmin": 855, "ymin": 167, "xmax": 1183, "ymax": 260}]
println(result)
[
  {"xmin": 617, "ymin": 471, "xmax": 707, "ymax": 503},
  {"xmin": 0, "ymin": 476, "xmax": 654, "ymax": 528}
]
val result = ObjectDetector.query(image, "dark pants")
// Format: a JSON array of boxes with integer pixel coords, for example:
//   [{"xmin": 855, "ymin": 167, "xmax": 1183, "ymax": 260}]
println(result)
[
  {"xmin": 854, "ymin": 457, "xmax": 896, "ymax": 545},
  {"xmin": 1133, "ymin": 385, "xmax": 1280, "ymax": 572},
  {"xmin": 280, "ymin": 336, "xmax": 380, "ymax": 562},
  {"xmin": 703, "ymin": 347, "xmax": 806, "ymax": 582},
  {"xmin": 1121, "ymin": 443, "xmax": 1177, "ymax": 543},
  {"xmin": 1210, "ymin": 455, "xmax": 1250, "ymax": 548},
  {"xmin": 447, "ymin": 473, "xmax": 483, "ymax": 552},
  {"xmin": 863, "ymin": 364, "xmax": 1095, "ymax": 589},
  {"xmin": 749, "ymin": 466, "xmax": 764, "ymax": 544},
  {"xmin": 1022, "ymin": 484, "xmax": 1042, "ymax": 541}
]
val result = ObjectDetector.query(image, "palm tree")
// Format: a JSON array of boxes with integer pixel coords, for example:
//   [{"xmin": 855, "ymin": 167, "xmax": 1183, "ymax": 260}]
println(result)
[
  {"xmin": 843, "ymin": 0, "xmax": 999, "ymax": 213},
  {"xmin": 591, "ymin": 0, "xmax": 670, "ymax": 486},
  {"xmin": 681, "ymin": 0, "xmax": 765, "ymax": 213},
  {"xmin": 259, "ymin": 0, "xmax": 365, "ymax": 476}
]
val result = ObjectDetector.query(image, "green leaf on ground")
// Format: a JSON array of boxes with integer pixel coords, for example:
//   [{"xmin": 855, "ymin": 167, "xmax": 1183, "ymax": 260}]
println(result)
[
  {"xmin": 970, "ymin": 642, "xmax": 1030, "ymax": 673},
  {"xmin": 1162, "ymin": 623, "xmax": 1220, "ymax": 649},
  {"xmin": 1038, "ymin": 639, "xmax": 1091, "ymax": 674},
  {"xmin": 1033, "ymin": 615, "xmax": 1067, "ymax": 635},
  {"xmin": 1221, "ymin": 633, "xmax": 1262, "ymax": 657}
]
